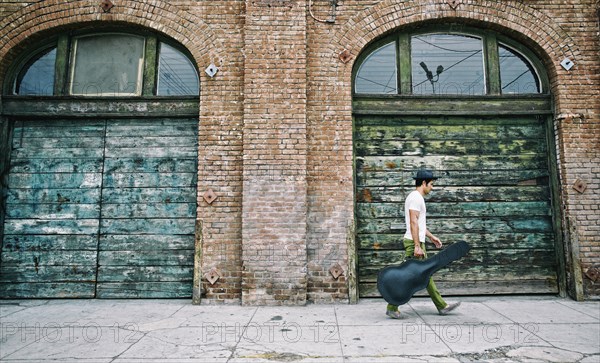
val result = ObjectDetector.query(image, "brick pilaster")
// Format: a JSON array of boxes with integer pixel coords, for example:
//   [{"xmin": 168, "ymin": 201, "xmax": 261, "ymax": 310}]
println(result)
[{"xmin": 241, "ymin": 0, "xmax": 308, "ymax": 305}]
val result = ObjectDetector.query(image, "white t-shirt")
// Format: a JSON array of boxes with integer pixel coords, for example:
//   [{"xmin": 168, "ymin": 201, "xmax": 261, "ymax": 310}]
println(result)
[{"xmin": 403, "ymin": 190, "xmax": 427, "ymax": 242}]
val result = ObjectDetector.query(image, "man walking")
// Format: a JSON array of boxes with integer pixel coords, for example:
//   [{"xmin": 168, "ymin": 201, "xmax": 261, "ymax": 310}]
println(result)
[{"xmin": 386, "ymin": 169, "xmax": 461, "ymax": 319}]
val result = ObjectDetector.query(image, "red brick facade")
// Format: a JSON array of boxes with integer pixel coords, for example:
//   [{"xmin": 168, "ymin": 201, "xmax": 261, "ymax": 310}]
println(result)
[{"xmin": 0, "ymin": 0, "xmax": 598, "ymax": 303}]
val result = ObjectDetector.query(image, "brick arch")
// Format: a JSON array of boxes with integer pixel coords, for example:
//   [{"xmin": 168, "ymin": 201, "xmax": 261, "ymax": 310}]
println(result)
[
  {"xmin": 331, "ymin": 0, "xmax": 580, "ymax": 97},
  {"xmin": 0, "ymin": 0, "xmax": 226, "ymax": 85}
]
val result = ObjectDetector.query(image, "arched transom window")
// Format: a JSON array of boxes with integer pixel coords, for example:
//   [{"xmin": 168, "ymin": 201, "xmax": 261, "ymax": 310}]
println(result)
[
  {"xmin": 354, "ymin": 28, "xmax": 546, "ymax": 96},
  {"xmin": 10, "ymin": 32, "xmax": 199, "ymax": 97}
]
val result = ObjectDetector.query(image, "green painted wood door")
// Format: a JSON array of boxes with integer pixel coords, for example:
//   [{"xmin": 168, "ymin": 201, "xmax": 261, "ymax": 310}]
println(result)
[
  {"xmin": 0, "ymin": 119, "xmax": 198, "ymax": 298},
  {"xmin": 355, "ymin": 115, "xmax": 558, "ymax": 297}
]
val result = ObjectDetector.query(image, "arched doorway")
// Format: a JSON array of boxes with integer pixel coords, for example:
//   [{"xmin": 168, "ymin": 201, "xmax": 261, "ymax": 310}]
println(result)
[
  {"xmin": 0, "ymin": 28, "xmax": 200, "ymax": 298},
  {"xmin": 353, "ymin": 26, "xmax": 563, "ymax": 298}
]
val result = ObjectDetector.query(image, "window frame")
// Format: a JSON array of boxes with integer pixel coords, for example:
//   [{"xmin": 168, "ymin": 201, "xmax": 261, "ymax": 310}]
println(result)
[
  {"xmin": 352, "ymin": 25, "xmax": 549, "ymax": 97},
  {"xmin": 410, "ymin": 32, "xmax": 486, "ymax": 95},
  {"xmin": 4, "ymin": 29, "xmax": 199, "ymax": 98},
  {"xmin": 69, "ymin": 33, "xmax": 147, "ymax": 97}
]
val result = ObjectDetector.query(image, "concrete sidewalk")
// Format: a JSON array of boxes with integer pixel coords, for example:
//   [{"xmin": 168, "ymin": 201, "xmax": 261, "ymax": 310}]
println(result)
[{"xmin": 0, "ymin": 296, "xmax": 598, "ymax": 362}]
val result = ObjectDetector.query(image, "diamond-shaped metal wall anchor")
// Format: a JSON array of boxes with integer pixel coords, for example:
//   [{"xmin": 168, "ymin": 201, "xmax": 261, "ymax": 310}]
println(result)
[
  {"xmin": 446, "ymin": 0, "xmax": 462, "ymax": 9},
  {"xmin": 203, "ymin": 189, "xmax": 218, "ymax": 204},
  {"xmin": 573, "ymin": 178, "xmax": 587, "ymax": 194},
  {"xmin": 329, "ymin": 263, "xmax": 344, "ymax": 280},
  {"xmin": 585, "ymin": 266, "xmax": 600, "ymax": 282},
  {"xmin": 339, "ymin": 49, "xmax": 352, "ymax": 64},
  {"xmin": 561, "ymin": 57, "xmax": 575, "ymax": 71},
  {"xmin": 204, "ymin": 267, "xmax": 221, "ymax": 285},
  {"xmin": 205, "ymin": 64, "xmax": 218, "ymax": 78},
  {"xmin": 100, "ymin": 0, "xmax": 114, "ymax": 12}
]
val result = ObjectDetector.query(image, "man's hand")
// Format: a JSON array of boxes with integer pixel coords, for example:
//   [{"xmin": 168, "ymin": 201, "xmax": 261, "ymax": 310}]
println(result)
[
  {"xmin": 430, "ymin": 235, "xmax": 442, "ymax": 249},
  {"xmin": 414, "ymin": 244, "xmax": 425, "ymax": 257}
]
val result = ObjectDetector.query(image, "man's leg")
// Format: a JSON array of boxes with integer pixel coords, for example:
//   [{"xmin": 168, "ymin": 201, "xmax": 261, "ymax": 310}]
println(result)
[
  {"xmin": 383, "ymin": 239, "xmax": 417, "ymax": 318},
  {"xmin": 420, "ymin": 242, "xmax": 447, "ymax": 310}
]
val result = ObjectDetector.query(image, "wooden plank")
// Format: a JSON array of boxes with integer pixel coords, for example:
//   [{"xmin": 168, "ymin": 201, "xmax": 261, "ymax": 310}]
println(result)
[
  {"xmin": 7, "ymin": 188, "xmax": 102, "ymax": 204},
  {"xmin": 0, "ymin": 250, "xmax": 97, "ymax": 266},
  {"xmin": 356, "ymin": 186, "xmax": 550, "ymax": 203},
  {"xmin": 2, "ymin": 97, "xmax": 199, "ymax": 117},
  {"xmin": 0, "ymin": 282, "xmax": 96, "ymax": 298},
  {"xmin": 355, "ymin": 115, "xmax": 543, "ymax": 127},
  {"xmin": 356, "ymin": 216, "xmax": 553, "ymax": 234},
  {"xmin": 352, "ymin": 95, "xmax": 552, "ymax": 115},
  {"xmin": 101, "ymin": 187, "xmax": 196, "ymax": 204},
  {"xmin": 357, "ymin": 233, "xmax": 554, "ymax": 250},
  {"xmin": 98, "ymin": 266, "xmax": 193, "ymax": 282},
  {"xmin": 105, "ymin": 136, "xmax": 197, "ymax": 148},
  {"xmin": 106, "ymin": 124, "xmax": 197, "ymax": 137},
  {"xmin": 356, "ymin": 155, "xmax": 548, "ymax": 172},
  {"xmin": 103, "ymin": 158, "xmax": 197, "ymax": 173},
  {"xmin": 6, "ymin": 203, "xmax": 100, "ymax": 219},
  {"xmin": 8, "ymin": 173, "xmax": 102, "ymax": 189},
  {"xmin": 9, "ymin": 158, "xmax": 103, "ymax": 173},
  {"xmin": 355, "ymin": 123, "xmax": 545, "ymax": 141},
  {"xmin": 3, "ymin": 234, "xmax": 98, "ymax": 251},
  {"xmin": 11, "ymin": 147, "xmax": 104, "ymax": 159},
  {"xmin": 12, "ymin": 122, "xmax": 105, "ymax": 137},
  {"xmin": 356, "ymin": 201, "xmax": 551, "ymax": 218},
  {"xmin": 103, "ymin": 172, "xmax": 196, "ymax": 188},
  {"xmin": 96, "ymin": 282, "xmax": 192, "ymax": 298},
  {"xmin": 99, "ymin": 234, "xmax": 194, "ymax": 251},
  {"xmin": 356, "ymin": 169, "xmax": 549, "ymax": 187},
  {"xmin": 104, "ymin": 147, "xmax": 197, "ymax": 158},
  {"xmin": 0, "ymin": 266, "xmax": 96, "ymax": 282},
  {"xmin": 99, "ymin": 250, "xmax": 193, "ymax": 266},
  {"xmin": 101, "ymin": 203, "xmax": 196, "ymax": 219},
  {"xmin": 100, "ymin": 218, "xmax": 196, "ymax": 235},
  {"xmin": 355, "ymin": 138, "xmax": 546, "ymax": 156},
  {"xmin": 3, "ymin": 219, "xmax": 100, "ymax": 235},
  {"xmin": 12, "ymin": 136, "xmax": 105, "ymax": 149}
]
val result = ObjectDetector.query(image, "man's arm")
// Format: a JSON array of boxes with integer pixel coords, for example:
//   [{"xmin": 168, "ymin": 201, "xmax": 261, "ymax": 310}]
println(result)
[
  {"xmin": 426, "ymin": 229, "xmax": 442, "ymax": 248},
  {"xmin": 409, "ymin": 209, "xmax": 424, "ymax": 257}
]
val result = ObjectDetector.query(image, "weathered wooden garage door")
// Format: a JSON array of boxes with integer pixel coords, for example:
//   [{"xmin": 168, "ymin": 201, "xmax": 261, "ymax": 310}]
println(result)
[
  {"xmin": 0, "ymin": 118, "xmax": 197, "ymax": 298},
  {"xmin": 355, "ymin": 114, "xmax": 558, "ymax": 297}
]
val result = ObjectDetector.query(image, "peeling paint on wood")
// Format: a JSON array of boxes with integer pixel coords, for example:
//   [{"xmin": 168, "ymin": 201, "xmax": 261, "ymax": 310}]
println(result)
[
  {"xmin": 354, "ymin": 113, "xmax": 558, "ymax": 297},
  {"xmin": 0, "ymin": 118, "xmax": 198, "ymax": 298}
]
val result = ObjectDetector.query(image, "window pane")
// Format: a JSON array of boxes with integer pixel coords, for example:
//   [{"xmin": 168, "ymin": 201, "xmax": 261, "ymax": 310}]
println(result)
[
  {"xmin": 499, "ymin": 44, "xmax": 540, "ymax": 94},
  {"xmin": 412, "ymin": 34, "xmax": 484, "ymax": 95},
  {"xmin": 71, "ymin": 34, "xmax": 144, "ymax": 96},
  {"xmin": 16, "ymin": 47, "xmax": 56, "ymax": 95},
  {"xmin": 355, "ymin": 42, "xmax": 397, "ymax": 94},
  {"xmin": 157, "ymin": 43, "xmax": 199, "ymax": 96}
]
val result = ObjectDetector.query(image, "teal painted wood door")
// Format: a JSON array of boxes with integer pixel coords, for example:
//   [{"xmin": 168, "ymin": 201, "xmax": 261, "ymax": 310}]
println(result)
[
  {"xmin": 355, "ymin": 115, "xmax": 558, "ymax": 297},
  {"xmin": 0, "ymin": 119, "xmax": 197, "ymax": 298}
]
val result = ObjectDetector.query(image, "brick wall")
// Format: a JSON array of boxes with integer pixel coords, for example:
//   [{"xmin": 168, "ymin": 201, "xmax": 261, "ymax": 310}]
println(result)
[
  {"xmin": 0, "ymin": 0, "xmax": 598, "ymax": 302},
  {"xmin": 241, "ymin": 0, "xmax": 309, "ymax": 305}
]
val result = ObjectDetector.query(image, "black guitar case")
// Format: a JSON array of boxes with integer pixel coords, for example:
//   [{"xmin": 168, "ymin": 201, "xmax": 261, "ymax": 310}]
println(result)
[{"xmin": 377, "ymin": 240, "xmax": 470, "ymax": 306}]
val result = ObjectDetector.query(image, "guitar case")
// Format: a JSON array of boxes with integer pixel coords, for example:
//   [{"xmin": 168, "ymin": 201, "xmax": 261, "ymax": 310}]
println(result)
[{"xmin": 377, "ymin": 240, "xmax": 470, "ymax": 306}]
